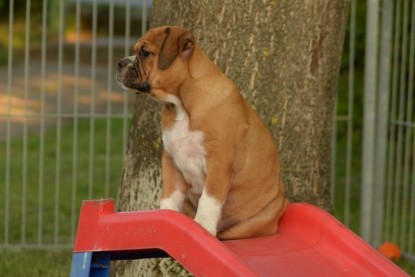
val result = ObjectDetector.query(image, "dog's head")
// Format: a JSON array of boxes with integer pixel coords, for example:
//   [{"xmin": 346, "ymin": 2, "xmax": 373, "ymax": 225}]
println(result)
[{"xmin": 117, "ymin": 26, "xmax": 195, "ymax": 101}]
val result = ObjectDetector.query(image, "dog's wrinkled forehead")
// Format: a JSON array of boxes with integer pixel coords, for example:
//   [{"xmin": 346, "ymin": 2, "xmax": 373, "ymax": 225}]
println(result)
[
  {"xmin": 132, "ymin": 27, "xmax": 195, "ymax": 70},
  {"xmin": 133, "ymin": 27, "xmax": 169, "ymax": 53}
]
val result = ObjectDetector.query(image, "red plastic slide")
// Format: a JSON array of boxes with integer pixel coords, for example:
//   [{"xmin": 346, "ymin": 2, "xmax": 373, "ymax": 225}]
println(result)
[{"xmin": 71, "ymin": 199, "xmax": 408, "ymax": 276}]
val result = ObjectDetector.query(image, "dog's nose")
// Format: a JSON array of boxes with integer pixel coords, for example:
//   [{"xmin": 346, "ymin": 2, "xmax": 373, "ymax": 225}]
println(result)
[{"xmin": 117, "ymin": 58, "xmax": 130, "ymax": 70}]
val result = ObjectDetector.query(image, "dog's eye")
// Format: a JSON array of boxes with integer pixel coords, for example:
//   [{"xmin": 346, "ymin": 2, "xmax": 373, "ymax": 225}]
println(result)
[{"xmin": 140, "ymin": 48, "xmax": 151, "ymax": 59}]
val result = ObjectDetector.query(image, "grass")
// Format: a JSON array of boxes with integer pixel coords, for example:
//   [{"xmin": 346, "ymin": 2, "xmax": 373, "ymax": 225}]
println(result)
[
  {"xmin": 0, "ymin": 118, "xmax": 128, "ymax": 276},
  {"xmin": 0, "ymin": 250, "xmax": 72, "ymax": 277},
  {"xmin": 397, "ymin": 259, "xmax": 415, "ymax": 275},
  {"xmin": 0, "ymin": 118, "xmax": 127, "ymax": 246},
  {"xmin": 331, "ymin": 67, "xmax": 364, "ymax": 234}
]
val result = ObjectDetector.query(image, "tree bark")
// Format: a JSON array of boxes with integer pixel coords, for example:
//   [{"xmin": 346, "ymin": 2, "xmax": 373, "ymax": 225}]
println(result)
[{"xmin": 114, "ymin": 0, "xmax": 349, "ymax": 276}]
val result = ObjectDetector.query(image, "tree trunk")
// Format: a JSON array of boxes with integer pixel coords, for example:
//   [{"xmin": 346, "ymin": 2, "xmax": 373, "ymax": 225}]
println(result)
[{"xmin": 114, "ymin": 0, "xmax": 349, "ymax": 276}]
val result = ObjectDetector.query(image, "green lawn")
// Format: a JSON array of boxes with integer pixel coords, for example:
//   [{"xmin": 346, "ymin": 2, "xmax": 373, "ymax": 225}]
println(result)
[
  {"xmin": 0, "ymin": 118, "xmax": 127, "ymax": 275},
  {"xmin": 0, "ymin": 250, "xmax": 72, "ymax": 277},
  {"xmin": 0, "ymin": 118, "xmax": 127, "ymax": 246}
]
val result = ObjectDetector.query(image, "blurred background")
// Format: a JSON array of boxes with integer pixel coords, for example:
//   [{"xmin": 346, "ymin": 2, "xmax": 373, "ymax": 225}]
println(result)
[{"xmin": 0, "ymin": 0, "xmax": 414, "ymax": 275}]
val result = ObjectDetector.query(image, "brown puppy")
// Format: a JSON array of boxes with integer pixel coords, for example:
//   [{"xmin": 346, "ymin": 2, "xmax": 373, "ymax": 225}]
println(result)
[{"xmin": 117, "ymin": 26, "xmax": 287, "ymax": 240}]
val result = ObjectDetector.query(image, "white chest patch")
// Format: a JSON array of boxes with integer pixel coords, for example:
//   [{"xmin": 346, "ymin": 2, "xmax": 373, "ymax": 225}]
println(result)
[{"xmin": 162, "ymin": 95, "xmax": 207, "ymax": 195}]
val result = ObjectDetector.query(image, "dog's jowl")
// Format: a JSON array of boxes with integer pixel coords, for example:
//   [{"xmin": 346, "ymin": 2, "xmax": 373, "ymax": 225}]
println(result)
[{"xmin": 117, "ymin": 26, "xmax": 288, "ymax": 240}]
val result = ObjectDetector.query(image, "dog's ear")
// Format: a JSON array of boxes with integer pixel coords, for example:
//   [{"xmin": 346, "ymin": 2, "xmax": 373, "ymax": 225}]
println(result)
[{"xmin": 158, "ymin": 27, "xmax": 194, "ymax": 70}]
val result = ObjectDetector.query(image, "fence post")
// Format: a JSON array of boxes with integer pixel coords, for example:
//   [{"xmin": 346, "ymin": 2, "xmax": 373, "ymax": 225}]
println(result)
[
  {"xmin": 372, "ymin": 0, "xmax": 393, "ymax": 248},
  {"xmin": 361, "ymin": 0, "xmax": 380, "ymax": 244}
]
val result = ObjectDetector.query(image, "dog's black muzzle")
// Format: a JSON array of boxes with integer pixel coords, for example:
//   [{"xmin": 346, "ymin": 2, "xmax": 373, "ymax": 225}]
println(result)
[{"xmin": 117, "ymin": 57, "xmax": 151, "ymax": 93}]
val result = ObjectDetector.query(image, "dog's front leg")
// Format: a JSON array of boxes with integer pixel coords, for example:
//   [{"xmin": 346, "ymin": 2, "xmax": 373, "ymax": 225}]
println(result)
[
  {"xmin": 194, "ymin": 158, "xmax": 230, "ymax": 237},
  {"xmin": 160, "ymin": 152, "xmax": 187, "ymax": 211}
]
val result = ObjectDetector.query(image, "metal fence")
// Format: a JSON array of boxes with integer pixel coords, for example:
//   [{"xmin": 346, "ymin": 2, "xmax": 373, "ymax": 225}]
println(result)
[
  {"xmin": 332, "ymin": 0, "xmax": 415, "ymax": 262},
  {"xmin": 1, "ymin": 0, "xmax": 150, "ymax": 249},
  {"xmin": 1, "ymin": 0, "xmax": 414, "ymax": 263},
  {"xmin": 377, "ymin": 0, "xmax": 415, "ymax": 260}
]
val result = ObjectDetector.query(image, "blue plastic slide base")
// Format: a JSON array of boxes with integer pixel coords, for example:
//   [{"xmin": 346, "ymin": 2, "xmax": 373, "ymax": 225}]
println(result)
[{"xmin": 70, "ymin": 252, "xmax": 111, "ymax": 277}]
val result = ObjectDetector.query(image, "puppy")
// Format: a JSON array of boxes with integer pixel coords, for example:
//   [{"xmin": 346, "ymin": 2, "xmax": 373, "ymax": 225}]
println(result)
[{"xmin": 117, "ymin": 26, "xmax": 287, "ymax": 240}]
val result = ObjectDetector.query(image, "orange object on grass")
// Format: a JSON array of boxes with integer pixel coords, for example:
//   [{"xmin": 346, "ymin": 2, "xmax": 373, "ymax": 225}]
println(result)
[{"xmin": 379, "ymin": 242, "xmax": 401, "ymax": 261}]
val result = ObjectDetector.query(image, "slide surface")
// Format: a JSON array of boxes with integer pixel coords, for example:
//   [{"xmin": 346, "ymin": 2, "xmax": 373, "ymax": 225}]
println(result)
[{"xmin": 73, "ymin": 199, "xmax": 408, "ymax": 276}]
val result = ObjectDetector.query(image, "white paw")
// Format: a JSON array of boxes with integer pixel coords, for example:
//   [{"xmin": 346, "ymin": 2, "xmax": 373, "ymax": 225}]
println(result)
[
  {"xmin": 195, "ymin": 213, "xmax": 218, "ymax": 236},
  {"xmin": 194, "ymin": 191, "xmax": 222, "ymax": 237},
  {"xmin": 159, "ymin": 190, "xmax": 185, "ymax": 211}
]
